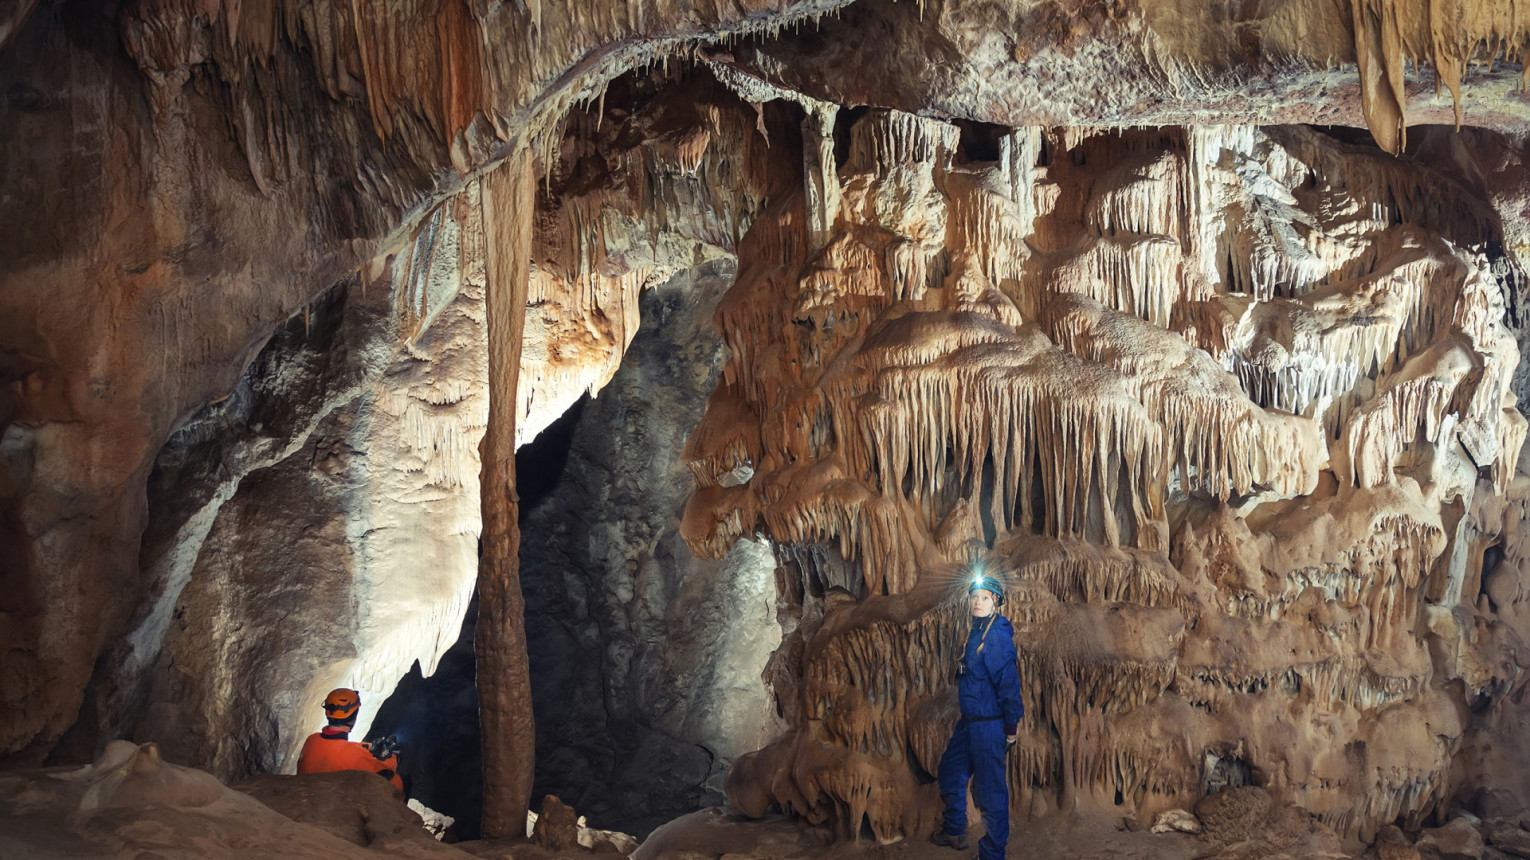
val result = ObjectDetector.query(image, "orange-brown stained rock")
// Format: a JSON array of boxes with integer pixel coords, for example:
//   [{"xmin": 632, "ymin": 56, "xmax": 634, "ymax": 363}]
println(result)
[
  {"xmin": 9, "ymin": 0, "xmax": 1530, "ymax": 835},
  {"xmin": 696, "ymin": 113, "xmax": 1530, "ymax": 841}
]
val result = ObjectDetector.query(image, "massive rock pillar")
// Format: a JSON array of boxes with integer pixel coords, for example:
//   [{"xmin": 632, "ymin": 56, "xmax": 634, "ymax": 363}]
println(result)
[{"xmin": 477, "ymin": 148, "xmax": 537, "ymax": 837}]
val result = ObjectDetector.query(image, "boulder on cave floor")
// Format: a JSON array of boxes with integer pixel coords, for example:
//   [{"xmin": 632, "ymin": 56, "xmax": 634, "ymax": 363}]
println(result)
[
  {"xmin": 1192, "ymin": 786, "xmax": 1348, "ymax": 859},
  {"xmin": 1483, "ymin": 818, "xmax": 1530, "ymax": 858},
  {"xmin": 1376, "ymin": 824, "xmax": 1423, "ymax": 860},
  {"xmin": 234, "ymin": 770, "xmax": 463, "ymax": 855},
  {"xmin": 0, "ymin": 740, "xmax": 471, "ymax": 858},
  {"xmin": 523, "ymin": 794, "xmax": 639, "ymax": 855},
  {"xmin": 1416, "ymin": 817, "xmax": 1487, "ymax": 860}
]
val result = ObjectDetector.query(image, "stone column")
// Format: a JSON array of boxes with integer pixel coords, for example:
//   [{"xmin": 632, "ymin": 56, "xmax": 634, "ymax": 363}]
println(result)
[
  {"xmin": 1000, "ymin": 126, "xmax": 1040, "ymax": 243},
  {"xmin": 476, "ymin": 147, "xmax": 536, "ymax": 838},
  {"xmin": 802, "ymin": 101, "xmax": 839, "ymax": 255}
]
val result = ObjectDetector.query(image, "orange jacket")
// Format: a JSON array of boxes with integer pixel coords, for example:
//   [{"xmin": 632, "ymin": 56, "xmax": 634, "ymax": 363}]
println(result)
[{"xmin": 296, "ymin": 728, "xmax": 404, "ymax": 793}]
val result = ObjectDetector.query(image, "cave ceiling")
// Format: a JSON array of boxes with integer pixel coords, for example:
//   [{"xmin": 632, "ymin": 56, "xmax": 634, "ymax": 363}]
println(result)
[{"xmin": 6, "ymin": 0, "xmax": 1530, "ymax": 850}]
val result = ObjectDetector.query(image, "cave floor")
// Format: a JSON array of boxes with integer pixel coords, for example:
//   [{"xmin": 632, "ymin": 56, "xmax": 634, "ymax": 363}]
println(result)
[
  {"xmin": 625, "ymin": 808, "xmax": 1212, "ymax": 860},
  {"xmin": 0, "ymin": 751, "xmax": 1319, "ymax": 860}
]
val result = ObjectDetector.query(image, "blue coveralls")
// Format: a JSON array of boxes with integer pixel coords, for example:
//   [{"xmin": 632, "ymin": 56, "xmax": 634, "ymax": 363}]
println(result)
[{"xmin": 937, "ymin": 613, "xmax": 1024, "ymax": 860}]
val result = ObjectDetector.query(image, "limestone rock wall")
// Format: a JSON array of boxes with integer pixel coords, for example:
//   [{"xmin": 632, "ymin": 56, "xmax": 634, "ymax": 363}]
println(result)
[
  {"xmin": 6, "ymin": 0, "xmax": 1530, "ymax": 830},
  {"xmin": 0, "ymin": 0, "xmax": 841, "ymax": 766},
  {"xmin": 522, "ymin": 263, "xmax": 781, "ymax": 836},
  {"xmin": 357, "ymin": 77, "xmax": 798, "ymax": 835},
  {"xmin": 121, "ymin": 184, "xmax": 490, "ymax": 778},
  {"xmin": 81, "ymin": 68, "xmax": 791, "ymax": 782},
  {"xmin": 716, "ymin": 0, "xmax": 1530, "ymax": 152},
  {"xmin": 693, "ymin": 112, "xmax": 1530, "ymax": 841}
]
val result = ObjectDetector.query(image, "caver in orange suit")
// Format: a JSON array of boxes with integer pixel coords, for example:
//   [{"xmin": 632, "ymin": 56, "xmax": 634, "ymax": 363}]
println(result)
[
  {"xmin": 295, "ymin": 687, "xmax": 404, "ymax": 793},
  {"xmin": 297, "ymin": 725, "xmax": 404, "ymax": 792}
]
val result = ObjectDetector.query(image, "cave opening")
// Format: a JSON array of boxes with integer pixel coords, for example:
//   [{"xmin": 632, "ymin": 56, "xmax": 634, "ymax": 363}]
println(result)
[
  {"xmin": 369, "ymin": 259, "xmax": 778, "ymax": 841},
  {"xmin": 364, "ymin": 396, "xmax": 587, "ymax": 841},
  {"xmin": 832, "ymin": 104, "xmax": 871, "ymax": 171},
  {"xmin": 952, "ymin": 118, "xmax": 1007, "ymax": 164}
]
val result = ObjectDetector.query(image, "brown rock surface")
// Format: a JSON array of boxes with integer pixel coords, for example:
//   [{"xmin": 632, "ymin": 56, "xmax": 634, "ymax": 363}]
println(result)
[
  {"xmin": 695, "ymin": 111, "xmax": 1530, "ymax": 843},
  {"xmin": 0, "ymin": 740, "xmax": 469, "ymax": 858},
  {"xmin": 0, "ymin": 0, "xmax": 848, "ymax": 769},
  {"xmin": 234, "ymin": 771, "xmax": 460, "ymax": 856},
  {"xmin": 7, "ymin": 1, "xmax": 1530, "ymax": 855},
  {"xmin": 1485, "ymin": 820, "xmax": 1530, "ymax": 859},
  {"xmin": 531, "ymin": 794, "xmax": 580, "ymax": 851},
  {"xmin": 1378, "ymin": 824, "xmax": 1424, "ymax": 860},
  {"xmin": 1417, "ymin": 818, "xmax": 1487, "ymax": 860},
  {"xmin": 1195, "ymin": 787, "xmax": 1276, "ymax": 845}
]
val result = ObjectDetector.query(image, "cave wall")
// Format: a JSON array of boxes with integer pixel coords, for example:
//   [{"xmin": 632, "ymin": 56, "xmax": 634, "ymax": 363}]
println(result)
[
  {"xmin": 70, "ymin": 66, "xmax": 793, "ymax": 782},
  {"xmin": 0, "ymin": 0, "xmax": 843, "ymax": 766},
  {"xmin": 130, "ymin": 192, "xmax": 489, "ymax": 777},
  {"xmin": 714, "ymin": 0, "xmax": 1530, "ymax": 152},
  {"xmin": 4, "ymin": 1, "xmax": 1530, "ymax": 839},
  {"xmin": 522, "ymin": 262, "xmax": 781, "ymax": 837},
  {"xmin": 693, "ymin": 112, "xmax": 1530, "ymax": 841}
]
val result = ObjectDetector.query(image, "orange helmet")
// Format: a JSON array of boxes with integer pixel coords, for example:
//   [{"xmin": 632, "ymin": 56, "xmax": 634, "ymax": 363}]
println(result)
[{"xmin": 323, "ymin": 688, "xmax": 361, "ymax": 721}]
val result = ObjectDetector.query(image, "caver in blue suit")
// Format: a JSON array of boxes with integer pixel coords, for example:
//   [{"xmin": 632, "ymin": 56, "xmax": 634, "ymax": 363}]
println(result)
[{"xmin": 933, "ymin": 577, "xmax": 1024, "ymax": 860}]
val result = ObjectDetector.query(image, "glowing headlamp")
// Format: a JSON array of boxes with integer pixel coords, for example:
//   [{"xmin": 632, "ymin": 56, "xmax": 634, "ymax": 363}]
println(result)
[{"xmin": 966, "ymin": 571, "xmax": 1004, "ymax": 606}]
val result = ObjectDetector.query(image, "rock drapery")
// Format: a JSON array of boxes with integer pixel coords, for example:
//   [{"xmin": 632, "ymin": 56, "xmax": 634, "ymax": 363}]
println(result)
[
  {"xmin": 695, "ymin": 114, "xmax": 1530, "ymax": 842},
  {"xmin": 364, "ymin": 68, "xmax": 797, "ymax": 835},
  {"xmin": 98, "ymin": 60, "xmax": 795, "ymax": 793},
  {"xmin": 6, "ymin": 0, "xmax": 1530, "ymax": 848}
]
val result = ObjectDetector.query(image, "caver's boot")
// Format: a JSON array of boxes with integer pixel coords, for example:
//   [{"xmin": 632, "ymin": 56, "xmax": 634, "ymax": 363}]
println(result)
[{"xmin": 929, "ymin": 829, "xmax": 969, "ymax": 851}]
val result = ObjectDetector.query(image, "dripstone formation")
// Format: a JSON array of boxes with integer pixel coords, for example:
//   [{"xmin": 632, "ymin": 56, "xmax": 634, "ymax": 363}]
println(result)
[
  {"xmin": 693, "ymin": 116, "xmax": 1530, "ymax": 841},
  {"xmin": 6, "ymin": 0, "xmax": 1530, "ymax": 853}
]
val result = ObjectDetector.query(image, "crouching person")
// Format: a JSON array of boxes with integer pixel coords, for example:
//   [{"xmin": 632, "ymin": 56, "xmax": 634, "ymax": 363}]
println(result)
[{"xmin": 296, "ymin": 687, "xmax": 404, "ymax": 794}]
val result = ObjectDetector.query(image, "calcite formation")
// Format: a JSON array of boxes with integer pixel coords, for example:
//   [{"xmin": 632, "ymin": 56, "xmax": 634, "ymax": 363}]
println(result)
[
  {"xmin": 0, "ymin": 0, "xmax": 847, "ymax": 771},
  {"xmin": 693, "ymin": 112, "xmax": 1530, "ymax": 841},
  {"xmin": 519, "ymin": 259, "xmax": 782, "ymax": 836},
  {"xmin": 79, "ymin": 68, "xmax": 788, "ymax": 795},
  {"xmin": 718, "ymin": 0, "xmax": 1530, "ymax": 149},
  {"xmin": 7, "ymin": 0, "xmax": 1530, "ymax": 849}
]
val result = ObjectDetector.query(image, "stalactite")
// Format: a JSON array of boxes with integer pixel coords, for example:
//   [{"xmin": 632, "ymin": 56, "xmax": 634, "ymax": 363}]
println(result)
[
  {"xmin": 1000, "ymin": 127, "xmax": 1043, "ymax": 240},
  {"xmin": 1084, "ymin": 149, "xmax": 1183, "ymax": 241},
  {"xmin": 803, "ymin": 102, "xmax": 840, "ymax": 255},
  {"xmin": 947, "ymin": 172, "xmax": 1030, "ymax": 290},
  {"xmin": 844, "ymin": 111, "xmax": 958, "ymax": 178},
  {"xmin": 1041, "ymin": 236, "xmax": 1187, "ymax": 328},
  {"xmin": 1010, "ymin": 540, "xmax": 1184, "ymax": 608},
  {"xmin": 1347, "ymin": 0, "xmax": 1530, "ymax": 153}
]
